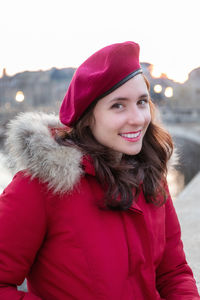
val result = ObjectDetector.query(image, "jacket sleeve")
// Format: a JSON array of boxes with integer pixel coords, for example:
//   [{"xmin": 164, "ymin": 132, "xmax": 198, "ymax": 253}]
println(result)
[
  {"xmin": 156, "ymin": 188, "xmax": 200, "ymax": 299},
  {"xmin": 0, "ymin": 171, "xmax": 47, "ymax": 299}
]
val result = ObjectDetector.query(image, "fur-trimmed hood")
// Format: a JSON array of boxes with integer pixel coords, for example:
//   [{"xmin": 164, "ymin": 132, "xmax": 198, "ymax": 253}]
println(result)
[
  {"xmin": 6, "ymin": 112, "xmax": 83, "ymax": 194},
  {"xmin": 5, "ymin": 112, "xmax": 177, "ymax": 195}
]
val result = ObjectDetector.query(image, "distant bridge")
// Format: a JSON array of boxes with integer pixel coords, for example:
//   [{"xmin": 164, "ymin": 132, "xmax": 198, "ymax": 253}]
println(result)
[{"xmin": 166, "ymin": 123, "xmax": 200, "ymax": 145}]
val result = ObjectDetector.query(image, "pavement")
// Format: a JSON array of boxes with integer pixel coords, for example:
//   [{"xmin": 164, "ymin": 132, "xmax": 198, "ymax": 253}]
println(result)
[{"xmin": 174, "ymin": 171, "xmax": 200, "ymax": 291}]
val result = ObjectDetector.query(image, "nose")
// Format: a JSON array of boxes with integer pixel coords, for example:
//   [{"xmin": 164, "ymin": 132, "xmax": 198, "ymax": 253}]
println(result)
[{"xmin": 127, "ymin": 105, "xmax": 146, "ymax": 127}]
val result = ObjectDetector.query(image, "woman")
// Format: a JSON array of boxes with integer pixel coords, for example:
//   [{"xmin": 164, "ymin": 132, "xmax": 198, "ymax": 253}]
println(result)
[{"xmin": 0, "ymin": 41, "xmax": 199, "ymax": 299}]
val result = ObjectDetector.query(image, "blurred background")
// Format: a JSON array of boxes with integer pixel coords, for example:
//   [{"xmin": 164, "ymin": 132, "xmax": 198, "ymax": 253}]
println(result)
[
  {"xmin": 0, "ymin": 0, "xmax": 200, "ymax": 291},
  {"xmin": 0, "ymin": 0, "xmax": 200, "ymax": 197}
]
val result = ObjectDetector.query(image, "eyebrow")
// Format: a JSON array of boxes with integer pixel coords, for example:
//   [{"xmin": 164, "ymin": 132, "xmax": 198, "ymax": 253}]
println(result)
[{"xmin": 109, "ymin": 93, "xmax": 149, "ymax": 103}]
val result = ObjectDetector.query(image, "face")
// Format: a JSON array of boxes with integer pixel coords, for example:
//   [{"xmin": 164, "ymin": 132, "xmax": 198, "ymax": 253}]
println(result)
[{"xmin": 90, "ymin": 74, "xmax": 151, "ymax": 156}]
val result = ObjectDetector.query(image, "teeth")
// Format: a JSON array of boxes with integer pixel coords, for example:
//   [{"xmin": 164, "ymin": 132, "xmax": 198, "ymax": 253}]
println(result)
[{"xmin": 121, "ymin": 132, "xmax": 140, "ymax": 138}]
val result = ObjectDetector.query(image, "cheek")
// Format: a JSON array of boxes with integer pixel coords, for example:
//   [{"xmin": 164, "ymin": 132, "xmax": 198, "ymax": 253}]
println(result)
[
  {"xmin": 90, "ymin": 114, "xmax": 109, "ymax": 139},
  {"xmin": 94, "ymin": 112, "xmax": 122, "ymax": 132}
]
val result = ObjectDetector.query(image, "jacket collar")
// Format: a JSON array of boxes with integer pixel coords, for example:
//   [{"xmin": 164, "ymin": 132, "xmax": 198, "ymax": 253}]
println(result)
[
  {"xmin": 5, "ymin": 112, "xmax": 173, "ymax": 208},
  {"xmin": 81, "ymin": 155, "xmax": 96, "ymax": 177},
  {"xmin": 129, "ymin": 194, "xmax": 143, "ymax": 214}
]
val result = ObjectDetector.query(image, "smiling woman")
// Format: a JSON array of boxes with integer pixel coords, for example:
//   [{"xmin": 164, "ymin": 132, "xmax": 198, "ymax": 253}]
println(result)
[{"xmin": 0, "ymin": 41, "xmax": 199, "ymax": 300}]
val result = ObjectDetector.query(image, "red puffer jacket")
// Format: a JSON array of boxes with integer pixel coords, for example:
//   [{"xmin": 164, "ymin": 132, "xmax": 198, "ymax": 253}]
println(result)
[{"xmin": 0, "ymin": 112, "xmax": 199, "ymax": 299}]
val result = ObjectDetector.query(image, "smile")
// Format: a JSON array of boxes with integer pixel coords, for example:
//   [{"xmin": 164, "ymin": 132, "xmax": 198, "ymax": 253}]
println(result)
[{"xmin": 119, "ymin": 131, "xmax": 142, "ymax": 142}]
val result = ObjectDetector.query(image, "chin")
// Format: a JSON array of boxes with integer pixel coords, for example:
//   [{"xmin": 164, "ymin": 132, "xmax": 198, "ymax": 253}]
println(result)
[{"xmin": 121, "ymin": 146, "xmax": 142, "ymax": 156}]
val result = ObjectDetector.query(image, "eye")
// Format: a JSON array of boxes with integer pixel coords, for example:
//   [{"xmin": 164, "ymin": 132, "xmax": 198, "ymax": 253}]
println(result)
[
  {"xmin": 111, "ymin": 103, "xmax": 124, "ymax": 109},
  {"xmin": 138, "ymin": 98, "xmax": 148, "ymax": 106}
]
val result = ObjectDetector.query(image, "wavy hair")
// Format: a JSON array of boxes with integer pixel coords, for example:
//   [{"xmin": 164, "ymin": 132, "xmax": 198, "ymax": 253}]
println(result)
[{"xmin": 56, "ymin": 76, "xmax": 174, "ymax": 210}]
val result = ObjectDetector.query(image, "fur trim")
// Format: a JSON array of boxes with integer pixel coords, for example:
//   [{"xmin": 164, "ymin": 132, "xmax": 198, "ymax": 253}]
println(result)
[
  {"xmin": 6, "ymin": 112, "xmax": 83, "ymax": 193},
  {"xmin": 167, "ymin": 147, "xmax": 179, "ymax": 171}
]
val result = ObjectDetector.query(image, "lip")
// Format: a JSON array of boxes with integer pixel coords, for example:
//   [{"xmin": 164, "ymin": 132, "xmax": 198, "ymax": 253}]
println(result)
[
  {"xmin": 120, "ymin": 130, "xmax": 141, "ymax": 134},
  {"xmin": 119, "ymin": 130, "xmax": 142, "ymax": 142}
]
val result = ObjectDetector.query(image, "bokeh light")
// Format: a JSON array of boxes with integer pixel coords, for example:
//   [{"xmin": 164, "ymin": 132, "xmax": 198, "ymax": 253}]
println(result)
[
  {"xmin": 164, "ymin": 87, "xmax": 173, "ymax": 98},
  {"xmin": 154, "ymin": 84, "xmax": 162, "ymax": 93},
  {"xmin": 15, "ymin": 91, "xmax": 25, "ymax": 102}
]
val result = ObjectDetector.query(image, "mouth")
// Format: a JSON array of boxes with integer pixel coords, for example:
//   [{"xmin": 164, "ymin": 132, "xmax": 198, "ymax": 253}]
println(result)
[{"xmin": 119, "ymin": 130, "xmax": 142, "ymax": 142}]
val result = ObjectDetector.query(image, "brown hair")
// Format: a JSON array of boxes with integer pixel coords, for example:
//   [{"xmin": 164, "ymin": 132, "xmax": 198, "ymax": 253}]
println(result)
[{"xmin": 56, "ymin": 76, "xmax": 173, "ymax": 210}]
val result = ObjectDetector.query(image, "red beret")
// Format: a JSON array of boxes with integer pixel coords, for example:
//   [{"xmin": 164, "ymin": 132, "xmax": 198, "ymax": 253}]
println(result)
[{"xmin": 59, "ymin": 41, "xmax": 142, "ymax": 126}]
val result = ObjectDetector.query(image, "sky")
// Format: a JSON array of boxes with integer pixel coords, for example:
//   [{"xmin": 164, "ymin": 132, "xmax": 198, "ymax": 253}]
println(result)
[{"xmin": 0, "ymin": 0, "xmax": 200, "ymax": 83}]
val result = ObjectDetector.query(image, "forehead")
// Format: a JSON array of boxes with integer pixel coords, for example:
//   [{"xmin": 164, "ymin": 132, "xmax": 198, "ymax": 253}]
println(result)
[{"xmin": 100, "ymin": 74, "xmax": 148, "ymax": 103}]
